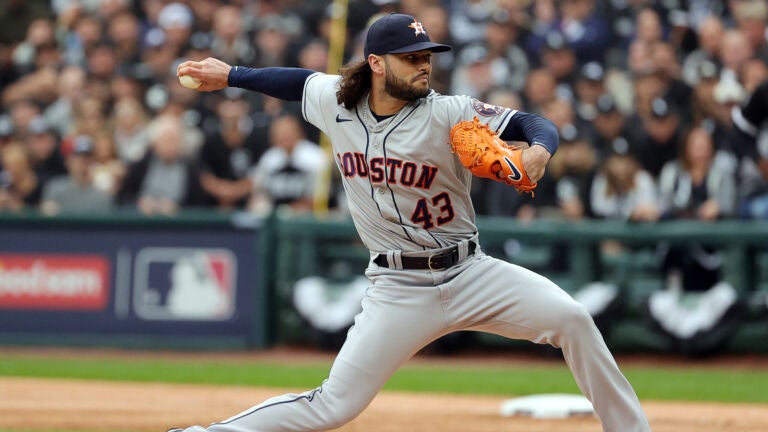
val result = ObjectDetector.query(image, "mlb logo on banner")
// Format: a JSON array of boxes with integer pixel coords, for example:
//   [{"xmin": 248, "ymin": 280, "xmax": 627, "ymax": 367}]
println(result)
[
  {"xmin": 133, "ymin": 247, "xmax": 236, "ymax": 321},
  {"xmin": 0, "ymin": 254, "xmax": 110, "ymax": 310}
]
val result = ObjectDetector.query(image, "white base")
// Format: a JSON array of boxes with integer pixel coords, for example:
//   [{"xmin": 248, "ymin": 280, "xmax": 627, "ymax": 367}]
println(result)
[{"xmin": 499, "ymin": 394, "xmax": 595, "ymax": 419}]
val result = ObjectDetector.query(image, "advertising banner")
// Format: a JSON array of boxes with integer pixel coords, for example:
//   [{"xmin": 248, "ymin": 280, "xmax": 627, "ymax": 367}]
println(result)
[
  {"xmin": 0, "ymin": 255, "xmax": 110, "ymax": 310},
  {"xmin": 0, "ymin": 225, "xmax": 264, "ymax": 348}
]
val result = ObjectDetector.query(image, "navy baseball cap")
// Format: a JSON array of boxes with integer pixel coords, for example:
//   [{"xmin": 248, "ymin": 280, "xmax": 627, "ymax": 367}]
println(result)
[{"xmin": 364, "ymin": 13, "xmax": 451, "ymax": 58}]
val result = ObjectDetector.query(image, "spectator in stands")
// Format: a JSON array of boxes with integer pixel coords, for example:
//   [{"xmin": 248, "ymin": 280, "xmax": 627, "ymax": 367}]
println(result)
[
  {"xmin": 719, "ymin": 29, "xmax": 754, "ymax": 84},
  {"xmin": 117, "ymin": 115, "xmax": 205, "ymax": 215},
  {"xmin": 631, "ymin": 97, "xmax": 683, "ymax": 178},
  {"xmin": 150, "ymin": 77, "xmax": 206, "ymax": 159},
  {"xmin": 556, "ymin": 0, "xmax": 611, "ymax": 64},
  {"xmin": 626, "ymin": 37, "xmax": 657, "ymax": 84},
  {"xmin": 10, "ymin": 17, "xmax": 55, "ymax": 74},
  {"xmin": 156, "ymin": 2, "xmax": 195, "ymax": 56},
  {"xmin": 252, "ymin": 13, "xmax": 302, "ymax": 69},
  {"xmin": 627, "ymin": 39, "xmax": 690, "ymax": 120},
  {"xmin": 209, "ymin": 4, "xmax": 255, "ymax": 66},
  {"xmin": 682, "ymin": 15, "xmax": 724, "ymax": 87},
  {"xmin": 633, "ymin": 8, "xmax": 665, "ymax": 46},
  {"xmin": 658, "ymin": 127, "xmax": 737, "ymax": 222},
  {"xmin": 138, "ymin": 0, "xmax": 167, "ymax": 30},
  {"xmin": 109, "ymin": 73, "xmax": 145, "ymax": 109},
  {"xmin": 712, "ymin": 77, "xmax": 747, "ymax": 140},
  {"xmin": 199, "ymin": 96, "xmax": 263, "ymax": 211},
  {"xmin": 105, "ymin": 10, "xmax": 143, "ymax": 73},
  {"xmin": 540, "ymin": 98, "xmax": 579, "ymax": 135},
  {"xmin": 295, "ymin": 38, "xmax": 329, "ymax": 73},
  {"xmin": 731, "ymin": 79, "xmax": 768, "ymax": 218},
  {"xmin": 0, "ymin": 116, "xmax": 13, "ymax": 146},
  {"xmin": 372, "ymin": 0, "xmax": 401, "ymax": 16},
  {"xmin": 522, "ymin": 68, "xmax": 558, "ymax": 114},
  {"xmin": 112, "ymin": 97, "xmax": 152, "ymax": 164},
  {"xmin": 697, "ymin": 77, "xmax": 744, "ymax": 188},
  {"xmin": 2, "ymin": 60, "xmax": 58, "ymax": 111},
  {"xmin": 588, "ymin": 94, "xmax": 631, "ymax": 161},
  {"xmin": 526, "ymin": 0, "xmax": 610, "ymax": 65},
  {"xmin": 650, "ymin": 128, "xmax": 742, "ymax": 356},
  {"xmin": 245, "ymin": 85, "xmax": 315, "ymax": 150},
  {"xmin": 60, "ymin": 13, "xmax": 105, "ymax": 68},
  {"xmin": 534, "ymin": 101, "xmax": 591, "ymax": 210},
  {"xmin": 90, "ymin": 130, "xmax": 125, "ymax": 197},
  {"xmin": 0, "ymin": 0, "xmax": 52, "ymax": 46},
  {"xmin": 482, "ymin": 9, "xmax": 529, "ymax": 92},
  {"xmin": 690, "ymin": 60, "xmax": 721, "ymax": 126},
  {"xmin": 741, "ymin": 58, "xmax": 768, "ymax": 94},
  {"xmin": 525, "ymin": 0, "xmax": 558, "ymax": 52},
  {"xmin": 652, "ymin": 41, "xmax": 693, "ymax": 122},
  {"xmin": 448, "ymin": 0, "xmax": 496, "ymax": 46},
  {"xmin": 137, "ymin": 27, "xmax": 178, "ymax": 85},
  {"xmin": 0, "ymin": 0, "xmax": 765, "ymax": 221},
  {"xmin": 39, "ymin": 134, "xmax": 113, "ymax": 215},
  {"xmin": 450, "ymin": 45, "xmax": 494, "ymax": 99},
  {"xmin": 539, "ymin": 32, "xmax": 579, "ymax": 99},
  {"xmin": 43, "ymin": 65, "xmax": 86, "ymax": 138},
  {"xmin": 0, "ymin": 41, "xmax": 20, "ymax": 94},
  {"xmin": 25, "ymin": 116, "xmax": 66, "ymax": 186},
  {"xmin": 248, "ymin": 114, "xmax": 328, "ymax": 215},
  {"xmin": 6, "ymin": 99, "xmax": 42, "ymax": 140},
  {"xmin": 732, "ymin": 0, "xmax": 768, "ymax": 64},
  {"xmin": 548, "ymin": 124, "xmax": 598, "ymax": 221},
  {"xmin": 590, "ymin": 152, "xmax": 659, "ymax": 222},
  {"xmin": 85, "ymin": 42, "xmax": 119, "ymax": 84},
  {"xmin": 69, "ymin": 96, "xmax": 109, "ymax": 144},
  {"xmin": 0, "ymin": 142, "xmax": 40, "ymax": 211},
  {"xmin": 574, "ymin": 61, "xmax": 606, "ymax": 123},
  {"xmin": 187, "ymin": 0, "xmax": 219, "ymax": 34}
]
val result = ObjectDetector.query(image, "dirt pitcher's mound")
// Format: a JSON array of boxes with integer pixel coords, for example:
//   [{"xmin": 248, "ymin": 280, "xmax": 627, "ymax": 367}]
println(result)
[{"xmin": 1, "ymin": 377, "xmax": 767, "ymax": 432}]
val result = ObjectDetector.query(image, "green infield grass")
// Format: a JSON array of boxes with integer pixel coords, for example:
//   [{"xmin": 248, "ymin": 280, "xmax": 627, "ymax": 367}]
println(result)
[{"xmin": 1, "ymin": 355, "xmax": 767, "ymax": 403}]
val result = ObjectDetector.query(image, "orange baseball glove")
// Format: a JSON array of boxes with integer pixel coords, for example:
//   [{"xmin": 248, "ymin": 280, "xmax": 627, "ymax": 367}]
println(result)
[{"xmin": 449, "ymin": 117, "xmax": 537, "ymax": 195}]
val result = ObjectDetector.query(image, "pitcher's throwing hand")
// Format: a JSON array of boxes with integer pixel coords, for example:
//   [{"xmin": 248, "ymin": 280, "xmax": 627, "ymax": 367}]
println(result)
[{"xmin": 176, "ymin": 58, "xmax": 232, "ymax": 92}]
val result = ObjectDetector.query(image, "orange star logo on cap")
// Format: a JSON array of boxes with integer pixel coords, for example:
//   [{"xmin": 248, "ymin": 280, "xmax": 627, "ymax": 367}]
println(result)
[{"xmin": 408, "ymin": 20, "xmax": 426, "ymax": 36}]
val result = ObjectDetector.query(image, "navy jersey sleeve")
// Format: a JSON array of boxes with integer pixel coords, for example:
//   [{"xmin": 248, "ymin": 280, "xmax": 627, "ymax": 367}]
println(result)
[
  {"xmin": 499, "ymin": 111, "xmax": 559, "ymax": 155},
  {"xmin": 228, "ymin": 67, "xmax": 315, "ymax": 101}
]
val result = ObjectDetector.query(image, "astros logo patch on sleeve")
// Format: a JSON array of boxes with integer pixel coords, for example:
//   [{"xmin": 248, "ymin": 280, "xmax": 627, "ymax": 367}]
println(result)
[{"xmin": 471, "ymin": 99, "xmax": 505, "ymax": 116}]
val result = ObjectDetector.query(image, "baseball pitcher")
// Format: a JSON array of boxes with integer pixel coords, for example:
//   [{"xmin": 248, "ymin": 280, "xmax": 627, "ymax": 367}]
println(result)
[{"xmin": 172, "ymin": 13, "xmax": 652, "ymax": 432}]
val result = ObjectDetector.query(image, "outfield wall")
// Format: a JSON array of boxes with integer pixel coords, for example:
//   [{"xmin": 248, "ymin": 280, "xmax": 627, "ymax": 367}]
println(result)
[
  {"xmin": 0, "ymin": 210, "xmax": 766, "ymax": 353},
  {"xmin": 0, "ymin": 211, "xmax": 268, "ymax": 349}
]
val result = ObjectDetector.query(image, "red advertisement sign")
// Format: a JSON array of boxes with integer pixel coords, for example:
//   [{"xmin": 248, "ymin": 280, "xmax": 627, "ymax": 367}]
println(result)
[{"xmin": 0, "ymin": 255, "xmax": 110, "ymax": 310}]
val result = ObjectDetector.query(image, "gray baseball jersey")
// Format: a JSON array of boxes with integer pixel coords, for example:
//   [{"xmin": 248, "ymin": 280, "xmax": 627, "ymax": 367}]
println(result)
[
  {"xmin": 302, "ymin": 72, "xmax": 514, "ymax": 252},
  {"xmin": 172, "ymin": 72, "xmax": 651, "ymax": 432}
]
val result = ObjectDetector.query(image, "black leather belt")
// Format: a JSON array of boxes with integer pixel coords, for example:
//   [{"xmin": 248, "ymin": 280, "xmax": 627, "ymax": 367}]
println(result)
[{"xmin": 374, "ymin": 242, "xmax": 477, "ymax": 271}]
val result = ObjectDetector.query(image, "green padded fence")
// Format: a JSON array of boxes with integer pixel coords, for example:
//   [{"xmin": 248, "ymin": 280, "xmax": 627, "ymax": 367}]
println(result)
[{"xmin": 270, "ymin": 214, "xmax": 768, "ymax": 353}]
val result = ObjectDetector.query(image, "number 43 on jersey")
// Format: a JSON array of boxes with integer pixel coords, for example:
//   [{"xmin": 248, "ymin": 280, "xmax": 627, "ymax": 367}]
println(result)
[{"xmin": 411, "ymin": 192, "xmax": 454, "ymax": 229}]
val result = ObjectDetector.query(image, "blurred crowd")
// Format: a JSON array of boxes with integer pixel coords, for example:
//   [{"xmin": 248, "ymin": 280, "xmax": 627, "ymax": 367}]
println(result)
[{"xmin": 0, "ymin": 0, "xmax": 767, "ymax": 224}]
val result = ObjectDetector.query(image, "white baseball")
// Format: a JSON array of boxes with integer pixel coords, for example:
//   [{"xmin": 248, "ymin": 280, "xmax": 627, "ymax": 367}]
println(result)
[{"xmin": 178, "ymin": 74, "xmax": 202, "ymax": 89}]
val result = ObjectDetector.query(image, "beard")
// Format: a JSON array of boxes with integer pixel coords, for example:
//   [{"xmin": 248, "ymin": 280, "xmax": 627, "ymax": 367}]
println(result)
[{"xmin": 384, "ymin": 64, "xmax": 430, "ymax": 101}]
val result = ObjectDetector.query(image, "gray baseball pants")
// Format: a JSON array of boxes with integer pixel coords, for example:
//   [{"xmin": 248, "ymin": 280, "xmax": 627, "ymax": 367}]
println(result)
[{"xmin": 184, "ymin": 243, "xmax": 651, "ymax": 432}]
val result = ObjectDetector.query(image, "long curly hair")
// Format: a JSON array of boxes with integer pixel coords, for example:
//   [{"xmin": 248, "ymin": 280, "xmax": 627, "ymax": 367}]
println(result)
[{"xmin": 336, "ymin": 59, "xmax": 372, "ymax": 108}]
